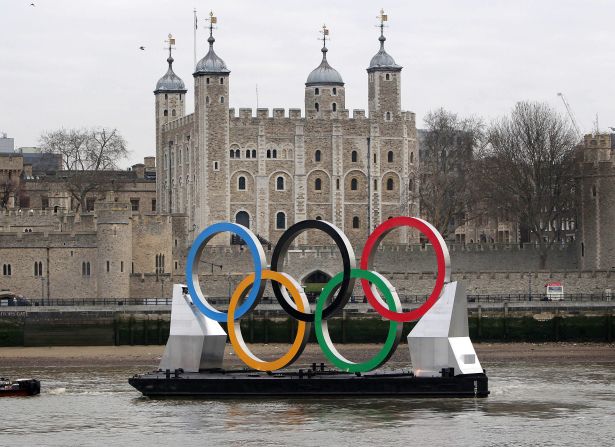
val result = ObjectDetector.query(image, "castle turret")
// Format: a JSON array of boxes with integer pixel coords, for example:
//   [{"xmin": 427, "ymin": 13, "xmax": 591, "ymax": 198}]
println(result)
[
  {"xmin": 193, "ymin": 12, "xmax": 230, "ymax": 236},
  {"xmin": 305, "ymin": 25, "xmax": 345, "ymax": 116},
  {"xmin": 367, "ymin": 11, "xmax": 402, "ymax": 119},
  {"xmin": 154, "ymin": 34, "xmax": 187, "ymax": 214}
]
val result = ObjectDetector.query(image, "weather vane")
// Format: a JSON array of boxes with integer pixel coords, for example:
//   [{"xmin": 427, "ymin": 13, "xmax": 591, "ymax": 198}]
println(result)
[
  {"xmin": 164, "ymin": 33, "xmax": 176, "ymax": 58},
  {"xmin": 319, "ymin": 24, "xmax": 330, "ymax": 47},
  {"xmin": 207, "ymin": 11, "xmax": 218, "ymax": 37},
  {"xmin": 377, "ymin": 9, "xmax": 388, "ymax": 36}
]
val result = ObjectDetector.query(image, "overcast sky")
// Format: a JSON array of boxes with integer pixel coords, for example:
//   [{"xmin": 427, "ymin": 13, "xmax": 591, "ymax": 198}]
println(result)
[{"xmin": 2, "ymin": 0, "xmax": 614, "ymax": 166}]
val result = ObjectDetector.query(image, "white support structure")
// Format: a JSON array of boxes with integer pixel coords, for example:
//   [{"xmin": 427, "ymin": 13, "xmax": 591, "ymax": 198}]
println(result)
[
  {"xmin": 408, "ymin": 281, "xmax": 483, "ymax": 377},
  {"xmin": 159, "ymin": 284, "xmax": 227, "ymax": 373}
]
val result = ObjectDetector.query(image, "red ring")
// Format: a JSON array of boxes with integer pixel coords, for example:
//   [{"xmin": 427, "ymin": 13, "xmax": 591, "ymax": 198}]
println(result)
[{"xmin": 360, "ymin": 217, "xmax": 450, "ymax": 323}]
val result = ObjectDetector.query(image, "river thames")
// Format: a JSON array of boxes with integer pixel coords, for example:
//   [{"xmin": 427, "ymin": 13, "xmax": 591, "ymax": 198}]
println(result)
[{"xmin": 1, "ymin": 355, "xmax": 614, "ymax": 447}]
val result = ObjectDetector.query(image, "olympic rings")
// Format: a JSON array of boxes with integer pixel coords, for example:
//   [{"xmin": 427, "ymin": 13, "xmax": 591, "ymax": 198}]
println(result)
[
  {"xmin": 315, "ymin": 269, "xmax": 403, "ymax": 373},
  {"xmin": 186, "ymin": 222, "xmax": 266, "ymax": 322},
  {"xmin": 270, "ymin": 219, "xmax": 356, "ymax": 322},
  {"xmin": 360, "ymin": 217, "xmax": 450, "ymax": 323},
  {"xmin": 228, "ymin": 270, "xmax": 310, "ymax": 371},
  {"xmin": 186, "ymin": 216, "xmax": 451, "ymax": 372}
]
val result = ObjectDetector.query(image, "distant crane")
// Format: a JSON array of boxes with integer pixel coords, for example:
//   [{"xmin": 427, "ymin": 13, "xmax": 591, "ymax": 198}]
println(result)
[{"xmin": 557, "ymin": 92, "xmax": 582, "ymax": 139}]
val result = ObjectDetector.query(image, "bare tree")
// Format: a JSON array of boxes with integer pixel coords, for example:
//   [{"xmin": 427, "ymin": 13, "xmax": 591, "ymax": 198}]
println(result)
[
  {"xmin": 418, "ymin": 108, "xmax": 485, "ymax": 238},
  {"xmin": 0, "ymin": 178, "xmax": 18, "ymax": 209},
  {"xmin": 40, "ymin": 128, "xmax": 128, "ymax": 211},
  {"xmin": 480, "ymin": 101, "xmax": 578, "ymax": 269}
]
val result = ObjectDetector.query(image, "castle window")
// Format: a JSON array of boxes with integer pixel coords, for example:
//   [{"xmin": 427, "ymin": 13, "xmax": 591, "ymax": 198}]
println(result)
[
  {"xmin": 163, "ymin": 110, "xmax": 168, "ymax": 117},
  {"xmin": 236, "ymin": 211, "xmax": 250, "ymax": 229},
  {"xmin": 276, "ymin": 212, "xmax": 286, "ymax": 230},
  {"xmin": 130, "ymin": 199, "xmax": 139, "ymax": 212},
  {"xmin": 581, "ymin": 242, "xmax": 585, "ymax": 257},
  {"xmin": 267, "ymin": 149, "xmax": 271, "ymax": 158},
  {"xmin": 213, "ymin": 161, "xmax": 219, "ymax": 171},
  {"xmin": 272, "ymin": 149, "xmax": 277, "ymax": 159},
  {"xmin": 386, "ymin": 112, "xmax": 391, "ymax": 121},
  {"xmin": 206, "ymin": 96, "xmax": 210, "ymax": 105},
  {"xmin": 230, "ymin": 150, "xmax": 235, "ymax": 158},
  {"xmin": 385, "ymin": 73, "xmax": 390, "ymax": 80},
  {"xmin": 175, "ymin": 261, "xmax": 178, "ymax": 271},
  {"xmin": 315, "ymin": 87, "xmax": 320, "ymax": 95},
  {"xmin": 2, "ymin": 264, "xmax": 10, "ymax": 276},
  {"xmin": 164, "ymin": 94, "xmax": 168, "ymax": 100},
  {"xmin": 246, "ymin": 149, "xmax": 251, "ymax": 158},
  {"xmin": 206, "ymin": 77, "xmax": 210, "ymax": 84},
  {"xmin": 352, "ymin": 216, "xmax": 360, "ymax": 229},
  {"xmin": 82, "ymin": 262, "xmax": 90, "ymax": 276},
  {"xmin": 235, "ymin": 149, "xmax": 241, "ymax": 158},
  {"xmin": 332, "ymin": 87, "xmax": 337, "ymax": 95},
  {"xmin": 132, "ymin": 262, "xmax": 135, "ymax": 274},
  {"xmin": 332, "ymin": 103, "xmax": 337, "ymax": 112},
  {"xmin": 276, "ymin": 176, "xmax": 285, "ymax": 191},
  {"xmin": 351, "ymin": 151, "xmax": 358, "ymax": 162},
  {"xmin": 374, "ymin": 179, "xmax": 378, "ymax": 191},
  {"xmin": 179, "ymin": 94, "xmax": 182, "ymax": 100},
  {"xmin": 316, "ymin": 216, "xmax": 322, "ymax": 220},
  {"xmin": 152, "ymin": 199, "xmax": 156, "ymax": 212},
  {"xmin": 172, "ymin": 109, "xmax": 176, "ymax": 117},
  {"xmin": 252, "ymin": 149, "xmax": 256, "ymax": 158},
  {"xmin": 336, "ymin": 178, "xmax": 340, "ymax": 190},
  {"xmin": 351, "ymin": 178, "xmax": 358, "ymax": 190},
  {"xmin": 315, "ymin": 150, "xmax": 321, "ymax": 162},
  {"xmin": 106, "ymin": 261, "xmax": 110, "ymax": 273},
  {"xmin": 121, "ymin": 261, "xmax": 124, "ymax": 273},
  {"xmin": 155, "ymin": 254, "xmax": 165, "ymax": 274},
  {"xmin": 387, "ymin": 151, "xmax": 393, "ymax": 162},
  {"xmin": 220, "ymin": 78, "xmax": 224, "ymax": 85},
  {"xmin": 387, "ymin": 178, "xmax": 394, "ymax": 191},
  {"xmin": 238, "ymin": 176, "xmax": 246, "ymax": 190},
  {"xmin": 410, "ymin": 152, "xmax": 414, "ymax": 163},
  {"xmin": 220, "ymin": 96, "xmax": 225, "ymax": 104},
  {"xmin": 315, "ymin": 178, "xmax": 322, "ymax": 191},
  {"xmin": 592, "ymin": 185, "xmax": 597, "ymax": 197},
  {"xmin": 315, "ymin": 103, "xmax": 320, "ymax": 112}
]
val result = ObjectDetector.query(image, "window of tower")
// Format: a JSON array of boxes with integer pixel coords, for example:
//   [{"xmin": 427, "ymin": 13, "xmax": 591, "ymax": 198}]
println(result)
[
  {"xmin": 374, "ymin": 153, "xmax": 377, "ymax": 163},
  {"xmin": 592, "ymin": 185, "xmax": 597, "ymax": 197},
  {"xmin": 272, "ymin": 149, "xmax": 277, "ymax": 159},
  {"xmin": 252, "ymin": 149, "xmax": 256, "ymax": 158},
  {"xmin": 213, "ymin": 161, "xmax": 219, "ymax": 171},
  {"xmin": 164, "ymin": 110, "xmax": 168, "ymax": 116},
  {"xmin": 235, "ymin": 149, "xmax": 240, "ymax": 158},
  {"xmin": 164, "ymin": 94, "xmax": 168, "ymax": 99},
  {"xmin": 315, "ymin": 150, "xmax": 321, "ymax": 162},
  {"xmin": 336, "ymin": 178, "xmax": 340, "ymax": 190},
  {"xmin": 374, "ymin": 179, "xmax": 378, "ymax": 191},
  {"xmin": 387, "ymin": 151, "xmax": 393, "ymax": 162},
  {"xmin": 352, "ymin": 216, "xmax": 360, "ymax": 229},
  {"xmin": 332, "ymin": 87, "xmax": 337, "ymax": 95},
  {"xmin": 220, "ymin": 96, "xmax": 225, "ymax": 104},
  {"xmin": 315, "ymin": 103, "xmax": 320, "ymax": 112},
  {"xmin": 410, "ymin": 152, "xmax": 414, "ymax": 163},
  {"xmin": 315, "ymin": 178, "xmax": 322, "ymax": 191},
  {"xmin": 220, "ymin": 78, "xmax": 224, "ymax": 84},
  {"xmin": 316, "ymin": 215, "xmax": 322, "ymax": 220},
  {"xmin": 387, "ymin": 178, "xmax": 394, "ymax": 191},
  {"xmin": 276, "ymin": 176, "xmax": 285, "ymax": 191},
  {"xmin": 267, "ymin": 149, "xmax": 271, "ymax": 158},
  {"xmin": 351, "ymin": 178, "xmax": 358, "ymax": 190},
  {"xmin": 179, "ymin": 94, "xmax": 182, "ymax": 100},
  {"xmin": 238, "ymin": 176, "xmax": 246, "ymax": 190},
  {"xmin": 386, "ymin": 112, "xmax": 391, "ymax": 121},
  {"xmin": 276, "ymin": 212, "xmax": 286, "ymax": 230},
  {"xmin": 351, "ymin": 151, "xmax": 358, "ymax": 162},
  {"xmin": 315, "ymin": 87, "xmax": 320, "ymax": 95},
  {"xmin": 206, "ymin": 96, "xmax": 210, "ymax": 105},
  {"xmin": 246, "ymin": 150, "xmax": 251, "ymax": 158},
  {"xmin": 385, "ymin": 73, "xmax": 390, "ymax": 80},
  {"xmin": 332, "ymin": 103, "xmax": 337, "ymax": 112},
  {"xmin": 172, "ymin": 109, "xmax": 176, "ymax": 116},
  {"xmin": 230, "ymin": 150, "xmax": 235, "ymax": 158},
  {"xmin": 206, "ymin": 78, "xmax": 210, "ymax": 84}
]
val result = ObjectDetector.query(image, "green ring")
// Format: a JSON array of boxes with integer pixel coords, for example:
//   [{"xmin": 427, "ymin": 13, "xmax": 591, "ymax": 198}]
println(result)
[{"xmin": 314, "ymin": 268, "xmax": 403, "ymax": 373}]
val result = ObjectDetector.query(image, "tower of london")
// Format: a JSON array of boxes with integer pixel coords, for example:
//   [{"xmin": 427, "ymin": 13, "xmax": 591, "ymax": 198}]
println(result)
[{"xmin": 155, "ymin": 18, "xmax": 419, "ymax": 247}]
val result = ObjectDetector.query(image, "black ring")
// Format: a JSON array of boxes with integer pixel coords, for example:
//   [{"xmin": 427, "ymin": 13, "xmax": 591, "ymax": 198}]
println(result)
[{"xmin": 270, "ymin": 220, "xmax": 356, "ymax": 322}]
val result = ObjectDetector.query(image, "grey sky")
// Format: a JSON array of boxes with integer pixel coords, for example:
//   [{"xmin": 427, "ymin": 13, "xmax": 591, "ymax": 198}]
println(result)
[{"xmin": 1, "ymin": 0, "xmax": 614, "ymax": 166}]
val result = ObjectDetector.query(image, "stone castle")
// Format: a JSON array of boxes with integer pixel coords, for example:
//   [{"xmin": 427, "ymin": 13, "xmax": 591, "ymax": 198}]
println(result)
[{"xmin": 155, "ymin": 21, "xmax": 418, "ymax": 247}]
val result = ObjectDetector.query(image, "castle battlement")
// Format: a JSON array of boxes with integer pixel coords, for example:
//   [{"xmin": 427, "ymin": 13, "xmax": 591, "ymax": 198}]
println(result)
[
  {"xmin": 226, "ymin": 107, "xmax": 413, "ymax": 122},
  {"xmin": 162, "ymin": 113, "xmax": 195, "ymax": 132}
]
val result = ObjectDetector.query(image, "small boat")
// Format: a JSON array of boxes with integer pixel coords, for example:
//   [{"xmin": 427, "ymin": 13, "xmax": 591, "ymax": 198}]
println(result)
[{"xmin": 0, "ymin": 378, "xmax": 41, "ymax": 397}]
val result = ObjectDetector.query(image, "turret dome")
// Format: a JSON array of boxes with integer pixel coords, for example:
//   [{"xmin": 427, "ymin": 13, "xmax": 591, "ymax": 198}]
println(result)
[
  {"xmin": 194, "ymin": 35, "xmax": 230, "ymax": 75},
  {"xmin": 154, "ymin": 56, "xmax": 187, "ymax": 93},
  {"xmin": 306, "ymin": 46, "xmax": 344, "ymax": 87},
  {"xmin": 367, "ymin": 35, "xmax": 402, "ymax": 72}
]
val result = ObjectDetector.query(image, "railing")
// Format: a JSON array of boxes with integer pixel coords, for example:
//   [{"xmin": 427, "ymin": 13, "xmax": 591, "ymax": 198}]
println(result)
[{"xmin": 2, "ymin": 292, "xmax": 612, "ymax": 307}]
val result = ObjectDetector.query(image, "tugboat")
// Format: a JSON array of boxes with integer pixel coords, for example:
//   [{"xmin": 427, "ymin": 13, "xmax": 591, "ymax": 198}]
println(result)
[{"xmin": 0, "ymin": 378, "xmax": 41, "ymax": 397}]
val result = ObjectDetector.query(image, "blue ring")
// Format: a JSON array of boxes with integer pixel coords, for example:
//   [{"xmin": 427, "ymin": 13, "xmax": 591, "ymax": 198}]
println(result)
[{"xmin": 186, "ymin": 222, "xmax": 266, "ymax": 322}]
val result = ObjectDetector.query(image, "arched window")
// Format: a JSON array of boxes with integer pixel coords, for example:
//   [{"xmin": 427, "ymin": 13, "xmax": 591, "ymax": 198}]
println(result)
[
  {"xmin": 352, "ymin": 216, "xmax": 360, "ymax": 229},
  {"xmin": 336, "ymin": 178, "xmax": 340, "ymax": 190},
  {"xmin": 235, "ymin": 149, "xmax": 240, "ymax": 158},
  {"xmin": 163, "ymin": 110, "xmax": 168, "ymax": 117},
  {"xmin": 316, "ymin": 215, "xmax": 322, "ymax": 220},
  {"xmin": 351, "ymin": 178, "xmax": 358, "ymax": 190},
  {"xmin": 351, "ymin": 151, "xmax": 357, "ymax": 162},
  {"xmin": 385, "ymin": 73, "xmax": 390, "ymax": 80},
  {"xmin": 387, "ymin": 151, "xmax": 393, "ymax": 162},
  {"xmin": 252, "ymin": 149, "xmax": 256, "ymax": 158},
  {"xmin": 206, "ymin": 78, "xmax": 210, "ymax": 84},
  {"xmin": 332, "ymin": 103, "xmax": 337, "ymax": 112},
  {"xmin": 276, "ymin": 212, "xmax": 286, "ymax": 230},
  {"xmin": 386, "ymin": 112, "xmax": 391, "ymax": 121},
  {"xmin": 164, "ymin": 94, "xmax": 168, "ymax": 99},
  {"xmin": 267, "ymin": 149, "xmax": 271, "ymax": 158},
  {"xmin": 220, "ymin": 77, "xmax": 224, "ymax": 84},
  {"xmin": 315, "ymin": 178, "xmax": 322, "ymax": 191},
  {"xmin": 332, "ymin": 87, "xmax": 337, "ymax": 95},
  {"xmin": 387, "ymin": 178, "xmax": 394, "ymax": 190},
  {"xmin": 238, "ymin": 176, "xmax": 246, "ymax": 190},
  {"xmin": 410, "ymin": 152, "xmax": 414, "ymax": 163},
  {"xmin": 236, "ymin": 211, "xmax": 250, "ymax": 229},
  {"xmin": 245, "ymin": 150, "xmax": 251, "ymax": 158},
  {"xmin": 230, "ymin": 149, "xmax": 235, "ymax": 158},
  {"xmin": 315, "ymin": 87, "xmax": 320, "ymax": 95},
  {"xmin": 172, "ymin": 109, "xmax": 176, "ymax": 117},
  {"xmin": 315, "ymin": 150, "xmax": 321, "ymax": 162},
  {"xmin": 272, "ymin": 149, "xmax": 277, "ymax": 159},
  {"xmin": 315, "ymin": 103, "xmax": 319, "ymax": 112},
  {"xmin": 374, "ymin": 179, "xmax": 378, "ymax": 191},
  {"xmin": 220, "ymin": 96, "xmax": 225, "ymax": 104},
  {"xmin": 276, "ymin": 176, "xmax": 284, "ymax": 191}
]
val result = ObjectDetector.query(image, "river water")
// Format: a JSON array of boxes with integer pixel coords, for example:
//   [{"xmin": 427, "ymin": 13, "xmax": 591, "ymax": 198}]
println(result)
[{"xmin": 1, "ymin": 361, "xmax": 614, "ymax": 446}]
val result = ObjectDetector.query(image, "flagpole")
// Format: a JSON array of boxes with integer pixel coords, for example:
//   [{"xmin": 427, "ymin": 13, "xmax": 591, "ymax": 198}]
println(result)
[{"xmin": 193, "ymin": 8, "xmax": 197, "ymax": 69}]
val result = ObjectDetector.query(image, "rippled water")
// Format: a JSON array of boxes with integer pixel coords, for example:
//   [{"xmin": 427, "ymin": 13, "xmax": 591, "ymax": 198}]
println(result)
[{"xmin": 1, "ymin": 361, "xmax": 614, "ymax": 447}]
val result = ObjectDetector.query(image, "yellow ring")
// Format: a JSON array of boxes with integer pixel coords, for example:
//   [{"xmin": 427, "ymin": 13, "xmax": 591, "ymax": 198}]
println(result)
[{"xmin": 227, "ymin": 270, "xmax": 311, "ymax": 371}]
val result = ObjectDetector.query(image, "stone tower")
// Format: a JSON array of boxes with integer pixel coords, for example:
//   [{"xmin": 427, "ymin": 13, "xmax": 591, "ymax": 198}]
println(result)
[
  {"xmin": 95, "ymin": 202, "xmax": 132, "ymax": 299},
  {"xmin": 193, "ymin": 16, "xmax": 231, "ymax": 237},
  {"xmin": 578, "ymin": 133, "xmax": 615, "ymax": 270},
  {"xmin": 304, "ymin": 25, "xmax": 345, "ymax": 116},
  {"xmin": 154, "ymin": 35, "xmax": 187, "ymax": 214}
]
